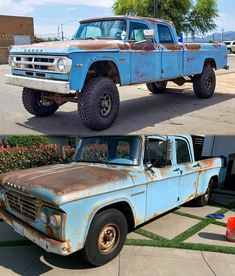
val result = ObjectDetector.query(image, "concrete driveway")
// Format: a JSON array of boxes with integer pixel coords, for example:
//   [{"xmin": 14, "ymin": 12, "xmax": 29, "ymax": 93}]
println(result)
[
  {"xmin": 0, "ymin": 191, "xmax": 235, "ymax": 275},
  {"xmin": 0, "ymin": 57, "xmax": 235, "ymax": 135}
]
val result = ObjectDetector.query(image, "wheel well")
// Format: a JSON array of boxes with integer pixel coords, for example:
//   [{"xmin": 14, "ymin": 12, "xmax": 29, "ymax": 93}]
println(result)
[
  {"xmin": 211, "ymin": 175, "xmax": 219, "ymax": 189},
  {"xmin": 204, "ymin": 58, "xmax": 217, "ymax": 70},
  {"xmin": 87, "ymin": 61, "xmax": 121, "ymax": 84},
  {"xmin": 96, "ymin": 201, "xmax": 135, "ymax": 232}
]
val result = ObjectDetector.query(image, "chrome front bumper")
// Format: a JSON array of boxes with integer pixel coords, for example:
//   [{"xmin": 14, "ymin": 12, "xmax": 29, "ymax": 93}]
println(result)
[
  {"xmin": 0, "ymin": 208, "xmax": 72, "ymax": 255},
  {"xmin": 5, "ymin": 75, "xmax": 71, "ymax": 94}
]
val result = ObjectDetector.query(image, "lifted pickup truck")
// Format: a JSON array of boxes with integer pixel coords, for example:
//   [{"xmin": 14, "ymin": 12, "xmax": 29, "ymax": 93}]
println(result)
[
  {"xmin": 6, "ymin": 16, "xmax": 228, "ymax": 130},
  {"xmin": 0, "ymin": 135, "xmax": 226, "ymax": 266}
]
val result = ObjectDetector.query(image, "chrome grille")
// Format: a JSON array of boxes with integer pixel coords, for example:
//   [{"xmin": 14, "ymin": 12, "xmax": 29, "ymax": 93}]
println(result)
[
  {"xmin": 6, "ymin": 191, "xmax": 40, "ymax": 221},
  {"xmin": 12, "ymin": 55, "xmax": 57, "ymax": 73}
]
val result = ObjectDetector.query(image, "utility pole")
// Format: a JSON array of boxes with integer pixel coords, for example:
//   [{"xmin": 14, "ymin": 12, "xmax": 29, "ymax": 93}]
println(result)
[
  {"xmin": 61, "ymin": 24, "xmax": 64, "ymax": 41},
  {"xmin": 154, "ymin": 0, "xmax": 158, "ymax": 18},
  {"xmin": 221, "ymin": 28, "xmax": 224, "ymax": 42}
]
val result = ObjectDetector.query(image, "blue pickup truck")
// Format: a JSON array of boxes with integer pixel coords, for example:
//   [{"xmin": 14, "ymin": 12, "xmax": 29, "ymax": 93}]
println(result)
[
  {"xmin": 6, "ymin": 16, "xmax": 228, "ymax": 130},
  {"xmin": 0, "ymin": 135, "xmax": 226, "ymax": 266}
]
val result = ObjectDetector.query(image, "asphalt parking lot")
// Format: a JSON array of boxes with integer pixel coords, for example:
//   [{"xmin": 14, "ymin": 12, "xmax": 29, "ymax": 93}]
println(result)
[{"xmin": 0, "ymin": 56, "xmax": 235, "ymax": 135}]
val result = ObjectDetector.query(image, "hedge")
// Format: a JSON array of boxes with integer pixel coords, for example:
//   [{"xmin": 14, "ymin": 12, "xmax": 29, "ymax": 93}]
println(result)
[
  {"xmin": 5, "ymin": 135, "xmax": 50, "ymax": 148},
  {"xmin": 0, "ymin": 144, "xmax": 75, "ymax": 174}
]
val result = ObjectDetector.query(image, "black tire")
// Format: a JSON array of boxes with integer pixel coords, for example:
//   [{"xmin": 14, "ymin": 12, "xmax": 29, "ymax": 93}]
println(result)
[
  {"xmin": 193, "ymin": 66, "xmax": 216, "ymax": 99},
  {"xmin": 79, "ymin": 77, "xmax": 120, "ymax": 130},
  {"xmin": 194, "ymin": 179, "xmax": 213, "ymax": 207},
  {"xmin": 82, "ymin": 208, "xmax": 127, "ymax": 267},
  {"xmin": 146, "ymin": 81, "xmax": 167, "ymax": 94},
  {"xmin": 22, "ymin": 88, "xmax": 59, "ymax": 117},
  {"xmin": 228, "ymin": 48, "xmax": 232, "ymax": 54}
]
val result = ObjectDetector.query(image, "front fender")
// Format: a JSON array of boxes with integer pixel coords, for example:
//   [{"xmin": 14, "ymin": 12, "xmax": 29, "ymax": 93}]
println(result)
[
  {"xmin": 61, "ymin": 185, "xmax": 146, "ymax": 253},
  {"xmin": 68, "ymin": 52, "xmax": 124, "ymax": 90}
]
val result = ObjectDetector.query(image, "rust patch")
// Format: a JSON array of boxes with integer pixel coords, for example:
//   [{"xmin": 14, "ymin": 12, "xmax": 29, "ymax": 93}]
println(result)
[
  {"xmin": 199, "ymin": 158, "xmax": 217, "ymax": 170},
  {"xmin": 144, "ymin": 170, "xmax": 157, "ymax": 181},
  {"xmin": 162, "ymin": 44, "xmax": 182, "ymax": 51},
  {"xmin": 0, "ymin": 164, "xmax": 131, "ymax": 197},
  {"xmin": 14, "ymin": 39, "xmax": 131, "ymax": 51},
  {"xmin": 146, "ymin": 212, "xmax": 161, "ymax": 221},
  {"xmin": 183, "ymin": 193, "xmax": 195, "ymax": 204},
  {"xmin": 183, "ymin": 44, "xmax": 201, "ymax": 51},
  {"xmin": 46, "ymin": 225, "xmax": 54, "ymax": 237},
  {"xmin": 129, "ymin": 42, "xmax": 159, "ymax": 51}
]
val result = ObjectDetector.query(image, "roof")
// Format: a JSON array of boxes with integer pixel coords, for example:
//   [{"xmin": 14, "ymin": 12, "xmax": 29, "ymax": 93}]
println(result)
[{"xmin": 79, "ymin": 15, "xmax": 173, "ymax": 25}]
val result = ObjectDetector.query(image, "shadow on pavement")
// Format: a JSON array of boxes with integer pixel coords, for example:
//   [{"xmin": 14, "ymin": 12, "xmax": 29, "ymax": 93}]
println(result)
[
  {"xmin": 198, "ymin": 232, "xmax": 226, "ymax": 242},
  {"xmin": 16, "ymin": 88, "xmax": 235, "ymax": 135},
  {"xmin": 0, "ymin": 246, "xmax": 95, "ymax": 275}
]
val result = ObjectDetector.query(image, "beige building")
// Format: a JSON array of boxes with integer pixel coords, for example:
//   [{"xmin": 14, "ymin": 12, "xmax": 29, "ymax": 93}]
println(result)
[{"xmin": 0, "ymin": 15, "xmax": 34, "ymax": 64}]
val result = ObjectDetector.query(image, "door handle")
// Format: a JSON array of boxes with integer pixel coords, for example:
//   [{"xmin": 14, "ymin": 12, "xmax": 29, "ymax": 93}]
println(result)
[{"xmin": 173, "ymin": 168, "xmax": 180, "ymax": 172}]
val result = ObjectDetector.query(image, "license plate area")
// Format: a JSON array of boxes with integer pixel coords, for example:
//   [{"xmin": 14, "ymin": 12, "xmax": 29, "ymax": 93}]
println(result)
[{"xmin": 13, "ymin": 221, "xmax": 24, "ymax": 236}]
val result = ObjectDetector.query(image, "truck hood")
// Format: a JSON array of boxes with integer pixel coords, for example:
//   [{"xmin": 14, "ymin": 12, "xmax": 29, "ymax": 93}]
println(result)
[
  {"xmin": 11, "ymin": 39, "xmax": 129, "ymax": 54},
  {"xmin": 0, "ymin": 163, "xmax": 134, "ymax": 205}
]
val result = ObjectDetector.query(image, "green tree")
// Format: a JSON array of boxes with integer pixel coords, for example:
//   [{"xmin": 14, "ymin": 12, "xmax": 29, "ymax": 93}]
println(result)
[{"xmin": 112, "ymin": 0, "xmax": 218, "ymax": 36}]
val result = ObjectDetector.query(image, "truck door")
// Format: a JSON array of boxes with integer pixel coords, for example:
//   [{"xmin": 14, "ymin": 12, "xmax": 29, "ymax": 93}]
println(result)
[
  {"xmin": 144, "ymin": 137, "xmax": 181, "ymax": 221},
  {"xmin": 129, "ymin": 21, "xmax": 162, "ymax": 84},
  {"xmin": 157, "ymin": 23, "xmax": 183, "ymax": 79},
  {"xmin": 174, "ymin": 137, "xmax": 200, "ymax": 205}
]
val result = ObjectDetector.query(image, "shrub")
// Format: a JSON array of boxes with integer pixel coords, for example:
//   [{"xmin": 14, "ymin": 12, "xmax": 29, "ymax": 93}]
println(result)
[
  {"xmin": 0, "ymin": 144, "xmax": 75, "ymax": 174},
  {"xmin": 6, "ymin": 135, "xmax": 50, "ymax": 148}
]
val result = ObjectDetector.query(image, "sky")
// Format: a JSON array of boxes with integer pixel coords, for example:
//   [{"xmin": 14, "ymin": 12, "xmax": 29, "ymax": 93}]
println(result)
[{"xmin": 0, "ymin": 0, "xmax": 234, "ymax": 38}]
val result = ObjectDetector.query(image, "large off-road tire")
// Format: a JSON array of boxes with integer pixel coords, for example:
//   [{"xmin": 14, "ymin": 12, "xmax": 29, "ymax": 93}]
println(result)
[
  {"xmin": 193, "ymin": 66, "xmax": 216, "ymax": 99},
  {"xmin": 228, "ymin": 48, "xmax": 232, "ymax": 54},
  {"xmin": 22, "ymin": 88, "xmax": 59, "ymax": 117},
  {"xmin": 82, "ymin": 209, "xmax": 127, "ymax": 267},
  {"xmin": 146, "ymin": 81, "xmax": 167, "ymax": 94},
  {"xmin": 194, "ymin": 179, "xmax": 213, "ymax": 207},
  {"xmin": 79, "ymin": 77, "xmax": 120, "ymax": 130}
]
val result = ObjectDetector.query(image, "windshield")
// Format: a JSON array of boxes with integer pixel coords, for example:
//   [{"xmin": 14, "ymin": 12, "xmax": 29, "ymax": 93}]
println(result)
[
  {"xmin": 74, "ymin": 20, "xmax": 127, "ymax": 40},
  {"xmin": 74, "ymin": 136, "xmax": 141, "ymax": 166}
]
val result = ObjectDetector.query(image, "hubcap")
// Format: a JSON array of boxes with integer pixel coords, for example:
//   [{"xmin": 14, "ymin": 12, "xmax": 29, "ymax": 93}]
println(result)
[
  {"xmin": 98, "ymin": 224, "xmax": 120, "ymax": 254},
  {"xmin": 99, "ymin": 93, "xmax": 112, "ymax": 117},
  {"xmin": 205, "ymin": 76, "xmax": 212, "ymax": 90}
]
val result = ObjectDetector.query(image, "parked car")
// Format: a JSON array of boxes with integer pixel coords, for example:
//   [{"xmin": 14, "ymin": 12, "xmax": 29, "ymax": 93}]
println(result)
[
  {"xmin": 223, "ymin": 41, "xmax": 235, "ymax": 54},
  {"xmin": 0, "ymin": 135, "xmax": 226, "ymax": 266}
]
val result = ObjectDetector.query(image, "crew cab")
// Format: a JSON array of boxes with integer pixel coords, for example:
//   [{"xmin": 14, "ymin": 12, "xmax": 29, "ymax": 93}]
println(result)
[
  {"xmin": 0, "ymin": 135, "xmax": 226, "ymax": 266},
  {"xmin": 5, "ymin": 16, "xmax": 228, "ymax": 130}
]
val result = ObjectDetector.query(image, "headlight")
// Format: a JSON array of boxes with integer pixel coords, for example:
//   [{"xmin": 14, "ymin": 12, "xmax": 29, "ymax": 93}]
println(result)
[
  {"xmin": 40, "ymin": 210, "xmax": 48, "ymax": 224},
  {"xmin": 50, "ymin": 214, "xmax": 61, "ymax": 228},
  {"xmin": 8, "ymin": 56, "xmax": 15, "ymax": 68},
  {"xmin": 57, "ymin": 58, "xmax": 67, "ymax": 72}
]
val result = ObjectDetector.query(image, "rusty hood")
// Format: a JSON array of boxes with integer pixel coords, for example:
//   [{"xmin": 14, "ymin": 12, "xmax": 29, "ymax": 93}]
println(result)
[
  {"xmin": 0, "ymin": 163, "xmax": 134, "ymax": 205},
  {"xmin": 11, "ymin": 39, "xmax": 129, "ymax": 54}
]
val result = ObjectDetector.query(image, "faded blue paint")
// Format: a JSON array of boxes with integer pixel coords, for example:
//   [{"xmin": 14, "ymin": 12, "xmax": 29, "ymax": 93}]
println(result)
[
  {"xmin": 8, "ymin": 16, "xmax": 227, "ymax": 91},
  {"xmin": 0, "ymin": 135, "xmax": 227, "ymax": 254}
]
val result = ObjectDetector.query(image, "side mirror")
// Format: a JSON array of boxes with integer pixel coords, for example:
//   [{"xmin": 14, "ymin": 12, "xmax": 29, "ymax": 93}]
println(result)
[
  {"xmin": 144, "ymin": 29, "xmax": 155, "ymax": 41},
  {"xmin": 166, "ymin": 139, "xmax": 173, "ymax": 162},
  {"xmin": 121, "ymin": 31, "xmax": 127, "ymax": 41}
]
